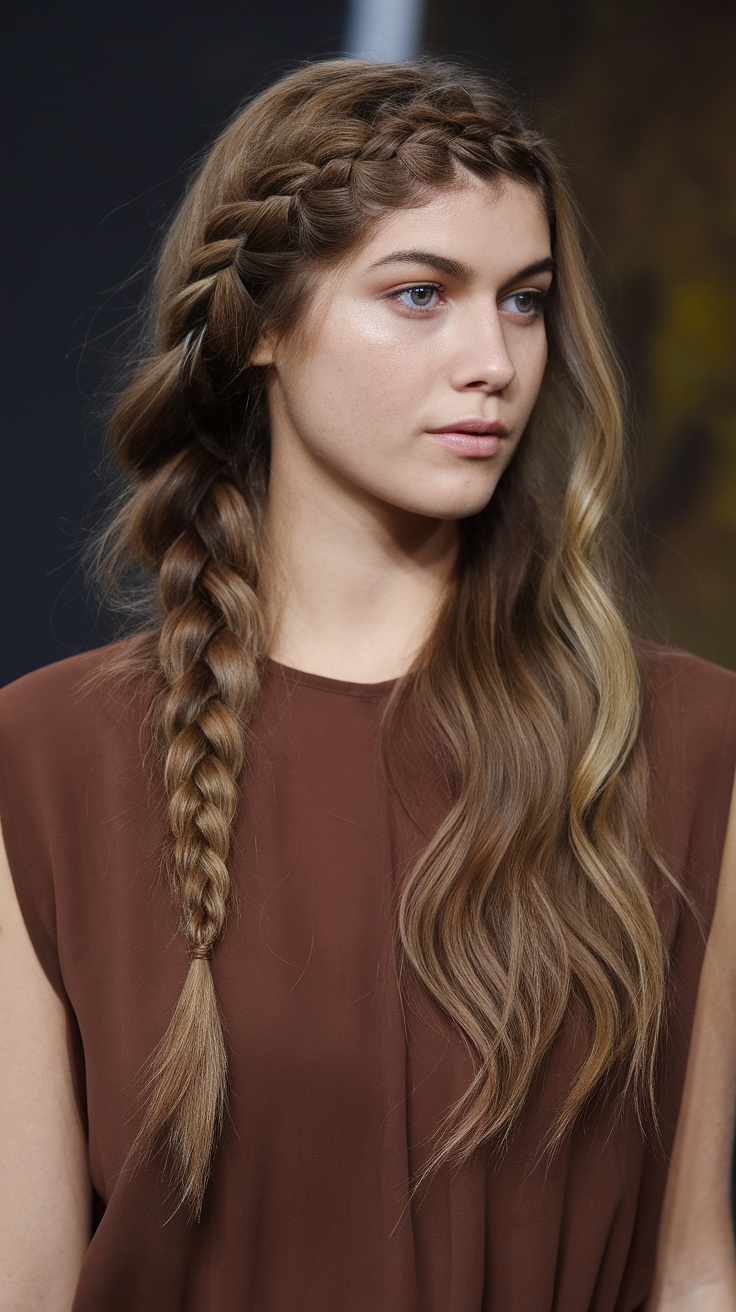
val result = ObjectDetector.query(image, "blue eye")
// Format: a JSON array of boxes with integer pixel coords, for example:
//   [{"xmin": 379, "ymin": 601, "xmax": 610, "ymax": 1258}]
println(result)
[{"xmin": 394, "ymin": 284, "xmax": 442, "ymax": 311}]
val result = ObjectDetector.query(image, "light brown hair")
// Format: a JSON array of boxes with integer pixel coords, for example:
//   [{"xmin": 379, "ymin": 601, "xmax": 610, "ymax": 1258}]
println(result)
[{"xmin": 93, "ymin": 56, "xmax": 683, "ymax": 1216}]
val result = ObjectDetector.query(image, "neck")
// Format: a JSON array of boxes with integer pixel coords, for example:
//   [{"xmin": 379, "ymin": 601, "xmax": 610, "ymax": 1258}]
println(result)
[{"xmin": 261, "ymin": 461, "xmax": 459, "ymax": 684}]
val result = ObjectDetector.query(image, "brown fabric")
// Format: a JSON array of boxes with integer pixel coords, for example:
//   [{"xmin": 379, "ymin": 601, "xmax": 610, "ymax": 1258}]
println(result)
[{"xmin": 0, "ymin": 637, "xmax": 734, "ymax": 1311}]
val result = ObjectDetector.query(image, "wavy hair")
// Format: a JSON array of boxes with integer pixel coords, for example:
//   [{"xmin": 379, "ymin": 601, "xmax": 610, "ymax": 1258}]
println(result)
[{"xmin": 92, "ymin": 56, "xmax": 682, "ymax": 1216}]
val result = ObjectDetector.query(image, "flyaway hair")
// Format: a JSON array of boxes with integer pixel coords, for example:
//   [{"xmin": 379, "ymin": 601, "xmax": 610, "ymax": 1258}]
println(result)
[{"xmin": 90, "ymin": 57, "xmax": 687, "ymax": 1216}]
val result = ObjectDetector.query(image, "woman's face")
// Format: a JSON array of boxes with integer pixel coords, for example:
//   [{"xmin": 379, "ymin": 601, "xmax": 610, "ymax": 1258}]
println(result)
[{"xmin": 253, "ymin": 174, "xmax": 553, "ymax": 525}]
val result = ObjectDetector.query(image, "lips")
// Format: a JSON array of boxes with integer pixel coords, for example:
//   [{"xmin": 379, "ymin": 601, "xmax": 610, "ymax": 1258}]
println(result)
[
  {"xmin": 427, "ymin": 418, "xmax": 509, "ymax": 438},
  {"xmin": 426, "ymin": 416, "xmax": 510, "ymax": 458}
]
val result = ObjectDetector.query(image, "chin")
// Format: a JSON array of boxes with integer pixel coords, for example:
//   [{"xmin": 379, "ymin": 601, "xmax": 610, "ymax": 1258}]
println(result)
[{"xmin": 422, "ymin": 484, "xmax": 500, "ymax": 520}]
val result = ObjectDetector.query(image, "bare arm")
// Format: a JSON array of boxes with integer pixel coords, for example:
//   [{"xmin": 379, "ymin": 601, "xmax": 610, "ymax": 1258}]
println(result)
[
  {"xmin": 0, "ymin": 818, "xmax": 91, "ymax": 1311},
  {"xmin": 645, "ymin": 762, "xmax": 736, "ymax": 1311}
]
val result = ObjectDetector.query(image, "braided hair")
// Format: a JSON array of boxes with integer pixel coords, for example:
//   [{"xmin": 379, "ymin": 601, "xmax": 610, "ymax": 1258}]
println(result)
[{"xmin": 100, "ymin": 58, "xmax": 678, "ymax": 1216}]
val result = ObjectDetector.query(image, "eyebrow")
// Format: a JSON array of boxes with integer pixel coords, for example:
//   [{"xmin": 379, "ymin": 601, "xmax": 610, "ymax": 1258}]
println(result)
[{"xmin": 367, "ymin": 250, "xmax": 556, "ymax": 286}]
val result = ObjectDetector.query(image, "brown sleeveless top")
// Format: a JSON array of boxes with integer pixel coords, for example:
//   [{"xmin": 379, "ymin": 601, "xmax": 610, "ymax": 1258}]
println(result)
[{"xmin": 0, "ymin": 637, "xmax": 734, "ymax": 1312}]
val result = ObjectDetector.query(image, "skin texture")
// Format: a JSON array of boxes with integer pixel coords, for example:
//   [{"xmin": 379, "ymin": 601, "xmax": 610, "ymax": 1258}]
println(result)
[
  {"xmin": 0, "ymin": 178, "xmax": 734, "ymax": 1307},
  {"xmin": 254, "ymin": 176, "xmax": 552, "ymax": 682},
  {"xmin": 644, "ymin": 761, "xmax": 736, "ymax": 1311},
  {"xmin": 0, "ymin": 816, "xmax": 90, "ymax": 1310}
]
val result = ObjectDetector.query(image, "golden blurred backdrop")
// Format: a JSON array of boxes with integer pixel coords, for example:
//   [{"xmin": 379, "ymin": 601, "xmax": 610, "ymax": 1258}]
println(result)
[{"xmin": 428, "ymin": 0, "xmax": 736, "ymax": 667}]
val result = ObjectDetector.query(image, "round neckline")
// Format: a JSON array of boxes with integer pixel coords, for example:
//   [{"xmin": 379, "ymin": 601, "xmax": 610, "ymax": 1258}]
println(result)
[{"xmin": 264, "ymin": 656, "xmax": 400, "ymax": 697}]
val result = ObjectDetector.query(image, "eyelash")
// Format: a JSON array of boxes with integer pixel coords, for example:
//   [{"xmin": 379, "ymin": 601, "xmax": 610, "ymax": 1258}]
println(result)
[{"xmin": 388, "ymin": 282, "xmax": 550, "ymax": 318}]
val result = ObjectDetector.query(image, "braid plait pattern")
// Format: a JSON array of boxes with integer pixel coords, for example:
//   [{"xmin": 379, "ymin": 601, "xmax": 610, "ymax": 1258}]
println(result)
[
  {"xmin": 158, "ymin": 455, "xmax": 263, "ymax": 959},
  {"xmin": 164, "ymin": 100, "xmax": 548, "ymax": 388},
  {"xmin": 130, "ymin": 439, "xmax": 266, "ymax": 1215},
  {"xmin": 129, "ymin": 201, "xmax": 269, "ymax": 1211}
]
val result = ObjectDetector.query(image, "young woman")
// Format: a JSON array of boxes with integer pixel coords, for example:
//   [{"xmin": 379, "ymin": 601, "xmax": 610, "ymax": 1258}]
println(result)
[{"xmin": 0, "ymin": 57, "xmax": 734, "ymax": 1312}]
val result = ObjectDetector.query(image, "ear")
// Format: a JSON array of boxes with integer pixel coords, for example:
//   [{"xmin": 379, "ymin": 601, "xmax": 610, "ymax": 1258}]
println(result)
[{"xmin": 249, "ymin": 330, "xmax": 277, "ymax": 367}]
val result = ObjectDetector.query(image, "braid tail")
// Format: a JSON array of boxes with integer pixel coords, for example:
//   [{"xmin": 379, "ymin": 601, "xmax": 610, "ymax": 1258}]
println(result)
[{"xmin": 125, "ymin": 450, "xmax": 264, "ymax": 1216}]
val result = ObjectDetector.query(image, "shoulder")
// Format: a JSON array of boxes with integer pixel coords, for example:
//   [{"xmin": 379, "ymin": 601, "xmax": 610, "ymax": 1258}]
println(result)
[
  {"xmin": 634, "ymin": 635, "xmax": 736, "ymax": 707},
  {"xmin": 633, "ymin": 639, "xmax": 736, "ymax": 925},
  {"xmin": 0, "ymin": 635, "xmax": 157, "ymax": 819},
  {"xmin": 633, "ymin": 636, "xmax": 736, "ymax": 767},
  {"xmin": 0, "ymin": 636, "xmax": 160, "ymax": 993},
  {"xmin": 0, "ymin": 633, "xmax": 154, "ymax": 744}
]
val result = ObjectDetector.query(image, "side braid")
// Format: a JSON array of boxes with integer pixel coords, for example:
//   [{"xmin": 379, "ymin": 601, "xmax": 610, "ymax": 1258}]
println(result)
[{"xmin": 127, "ymin": 245, "xmax": 268, "ymax": 1215}]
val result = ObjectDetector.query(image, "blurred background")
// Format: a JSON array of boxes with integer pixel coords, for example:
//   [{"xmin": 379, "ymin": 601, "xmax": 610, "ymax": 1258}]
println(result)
[{"xmin": 4, "ymin": 0, "xmax": 735, "ymax": 688}]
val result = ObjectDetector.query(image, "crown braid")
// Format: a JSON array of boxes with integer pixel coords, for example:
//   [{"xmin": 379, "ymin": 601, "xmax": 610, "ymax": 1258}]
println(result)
[{"xmin": 158, "ymin": 99, "xmax": 548, "ymax": 328}]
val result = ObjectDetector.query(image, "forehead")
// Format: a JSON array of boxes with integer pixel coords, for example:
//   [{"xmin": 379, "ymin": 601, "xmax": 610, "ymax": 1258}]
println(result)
[
  {"xmin": 290, "ymin": 175, "xmax": 551, "ymax": 345},
  {"xmin": 355, "ymin": 174, "xmax": 550, "ymax": 270}
]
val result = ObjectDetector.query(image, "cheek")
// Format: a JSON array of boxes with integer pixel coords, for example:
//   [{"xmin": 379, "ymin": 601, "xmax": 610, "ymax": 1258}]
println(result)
[
  {"xmin": 520, "ymin": 334, "xmax": 548, "ymax": 406},
  {"xmin": 314, "ymin": 326, "xmax": 423, "ymax": 426},
  {"xmin": 277, "ymin": 347, "xmax": 395, "ymax": 459}
]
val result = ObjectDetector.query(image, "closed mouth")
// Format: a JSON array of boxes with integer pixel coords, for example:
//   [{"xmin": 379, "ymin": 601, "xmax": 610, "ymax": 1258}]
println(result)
[{"xmin": 427, "ymin": 420, "xmax": 508, "ymax": 437}]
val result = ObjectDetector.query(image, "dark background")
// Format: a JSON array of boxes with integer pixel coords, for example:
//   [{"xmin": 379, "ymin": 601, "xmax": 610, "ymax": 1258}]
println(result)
[{"xmin": 5, "ymin": 0, "xmax": 736, "ymax": 686}]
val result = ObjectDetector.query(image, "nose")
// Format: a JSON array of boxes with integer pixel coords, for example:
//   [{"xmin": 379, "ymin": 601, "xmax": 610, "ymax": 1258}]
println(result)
[{"xmin": 448, "ymin": 305, "xmax": 516, "ymax": 394}]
